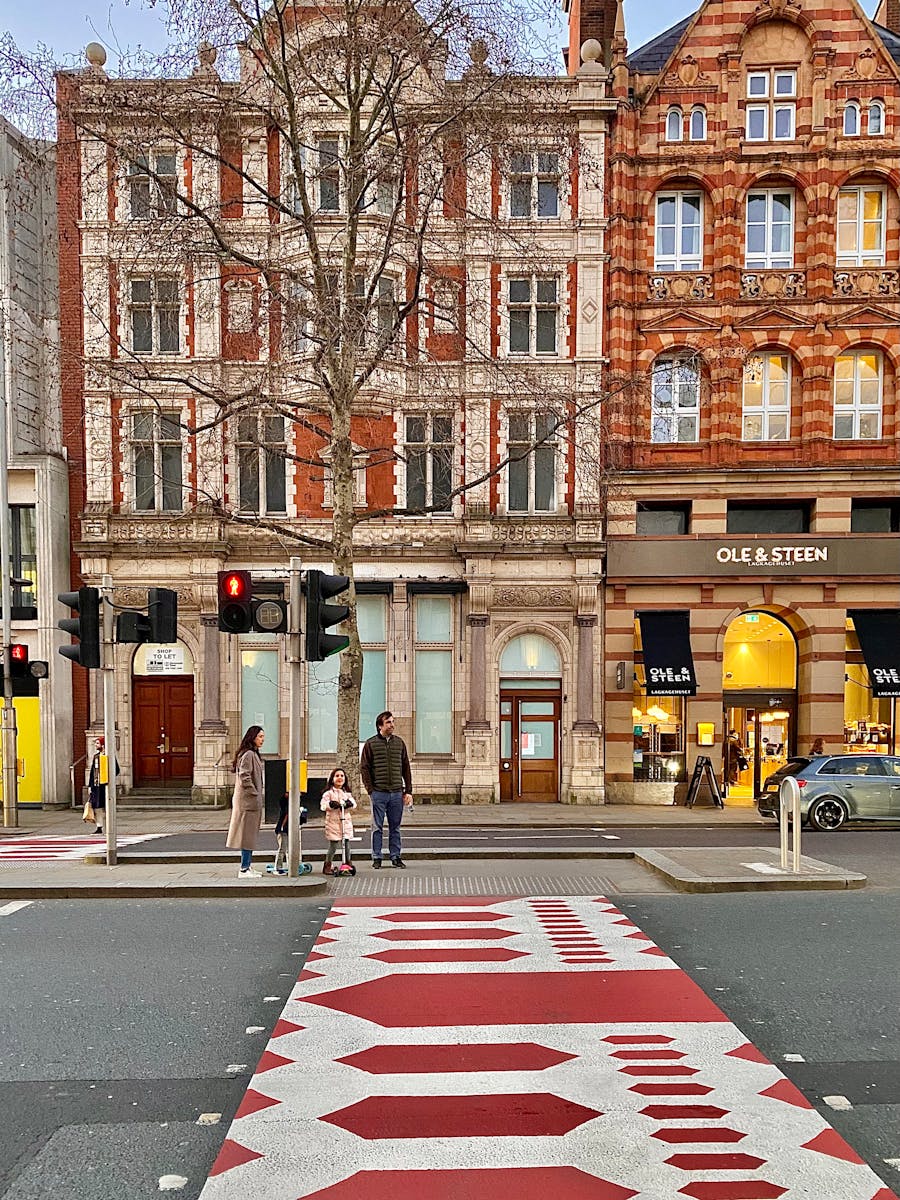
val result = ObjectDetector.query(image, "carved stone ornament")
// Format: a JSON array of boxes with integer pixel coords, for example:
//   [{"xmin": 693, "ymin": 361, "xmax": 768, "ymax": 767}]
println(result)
[
  {"xmin": 663, "ymin": 54, "xmax": 710, "ymax": 88},
  {"xmin": 489, "ymin": 523, "xmax": 572, "ymax": 543},
  {"xmin": 582, "ymin": 297, "xmax": 598, "ymax": 324},
  {"xmin": 225, "ymin": 279, "xmax": 254, "ymax": 334},
  {"xmin": 754, "ymin": 0, "xmax": 801, "ymax": 17},
  {"xmin": 740, "ymin": 271, "xmax": 806, "ymax": 299},
  {"xmin": 833, "ymin": 269, "xmax": 900, "ymax": 298},
  {"xmin": 843, "ymin": 47, "xmax": 889, "ymax": 81},
  {"xmin": 649, "ymin": 273, "xmax": 713, "ymax": 301},
  {"xmin": 492, "ymin": 585, "xmax": 573, "ymax": 608}
]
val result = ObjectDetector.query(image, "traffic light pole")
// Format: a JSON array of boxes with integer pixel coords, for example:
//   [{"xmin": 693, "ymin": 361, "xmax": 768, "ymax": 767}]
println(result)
[
  {"xmin": 0, "ymin": 343, "xmax": 17, "ymax": 828},
  {"xmin": 101, "ymin": 574, "xmax": 118, "ymax": 866},
  {"xmin": 287, "ymin": 557, "xmax": 303, "ymax": 877}
]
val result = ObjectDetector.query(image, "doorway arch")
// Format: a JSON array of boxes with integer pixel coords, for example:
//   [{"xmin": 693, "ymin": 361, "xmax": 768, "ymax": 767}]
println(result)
[
  {"xmin": 722, "ymin": 611, "xmax": 798, "ymax": 803},
  {"xmin": 499, "ymin": 633, "xmax": 562, "ymax": 803}
]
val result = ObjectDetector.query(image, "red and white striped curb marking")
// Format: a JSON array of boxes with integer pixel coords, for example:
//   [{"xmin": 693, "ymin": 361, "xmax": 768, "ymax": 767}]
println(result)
[
  {"xmin": 199, "ymin": 896, "xmax": 898, "ymax": 1200},
  {"xmin": 0, "ymin": 834, "xmax": 162, "ymax": 863}
]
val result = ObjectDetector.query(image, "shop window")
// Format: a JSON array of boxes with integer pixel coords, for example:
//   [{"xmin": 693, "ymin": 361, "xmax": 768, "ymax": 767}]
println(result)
[
  {"xmin": 636, "ymin": 502, "xmax": 690, "ymax": 535},
  {"xmin": 834, "ymin": 351, "xmax": 882, "ymax": 440},
  {"xmin": 723, "ymin": 611, "xmax": 797, "ymax": 692},
  {"xmin": 654, "ymin": 192, "xmax": 703, "ymax": 272},
  {"xmin": 844, "ymin": 618, "xmax": 895, "ymax": 754},
  {"xmin": 726, "ymin": 502, "xmax": 809, "ymax": 533},
  {"xmin": 415, "ymin": 596, "xmax": 452, "ymax": 753},
  {"xmin": 240, "ymin": 648, "xmax": 280, "ymax": 753},
  {"xmin": 307, "ymin": 594, "xmax": 386, "ymax": 753},
  {"xmin": 632, "ymin": 681, "xmax": 685, "ymax": 783},
  {"xmin": 500, "ymin": 634, "xmax": 561, "ymax": 677},
  {"xmin": 850, "ymin": 500, "xmax": 900, "ymax": 533}
]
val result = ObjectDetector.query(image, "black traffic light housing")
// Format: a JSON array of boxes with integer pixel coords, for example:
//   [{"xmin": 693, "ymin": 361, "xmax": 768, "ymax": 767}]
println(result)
[
  {"xmin": 148, "ymin": 588, "xmax": 178, "ymax": 642},
  {"xmin": 218, "ymin": 570, "xmax": 253, "ymax": 633},
  {"xmin": 305, "ymin": 569, "xmax": 350, "ymax": 662},
  {"xmin": 57, "ymin": 587, "xmax": 102, "ymax": 669}
]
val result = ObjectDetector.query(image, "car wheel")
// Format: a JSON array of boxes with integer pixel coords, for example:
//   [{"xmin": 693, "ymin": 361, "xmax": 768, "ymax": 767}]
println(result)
[{"xmin": 807, "ymin": 797, "xmax": 848, "ymax": 832}]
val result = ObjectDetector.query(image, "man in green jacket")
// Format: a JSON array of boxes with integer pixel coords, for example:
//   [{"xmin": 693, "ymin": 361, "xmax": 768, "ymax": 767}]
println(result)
[{"xmin": 360, "ymin": 710, "xmax": 413, "ymax": 868}]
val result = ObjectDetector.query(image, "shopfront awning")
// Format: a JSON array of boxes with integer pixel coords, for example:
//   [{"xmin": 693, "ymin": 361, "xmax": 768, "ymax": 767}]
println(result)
[
  {"xmin": 848, "ymin": 609, "xmax": 900, "ymax": 697},
  {"xmin": 637, "ymin": 610, "xmax": 697, "ymax": 697}
]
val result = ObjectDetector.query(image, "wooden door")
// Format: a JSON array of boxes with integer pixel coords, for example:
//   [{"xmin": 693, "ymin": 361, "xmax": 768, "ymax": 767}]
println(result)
[
  {"xmin": 499, "ymin": 690, "xmax": 560, "ymax": 802},
  {"xmin": 133, "ymin": 676, "xmax": 194, "ymax": 785}
]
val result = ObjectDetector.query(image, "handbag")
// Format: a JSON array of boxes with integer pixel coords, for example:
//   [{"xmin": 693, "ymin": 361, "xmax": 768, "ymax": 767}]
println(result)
[
  {"xmin": 82, "ymin": 800, "xmax": 96, "ymax": 824},
  {"xmin": 737, "ymin": 755, "xmax": 749, "ymax": 772}
]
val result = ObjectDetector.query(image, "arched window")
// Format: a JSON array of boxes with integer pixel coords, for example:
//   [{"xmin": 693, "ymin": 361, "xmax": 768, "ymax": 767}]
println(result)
[
  {"xmin": 651, "ymin": 355, "xmax": 701, "ymax": 443},
  {"xmin": 742, "ymin": 352, "xmax": 790, "ymax": 441},
  {"xmin": 500, "ymin": 634, "xmax": 561, "ymax": 677},
  {"xmin": 834, "ymin": 351, "xmax": 882, "ymax": 440},
  {"xmin": 843, "ymin": 101, "xmax": 860, "ymax": 136},
  {"xmin": 868, "ymin": 100, "xmax": 885, "ymax": 136},
  {"xmin": 666, "ymin": 108, "xmax": 683, "ymax": 142},
  {"xmin": 689, "ymin": 107, "xmax": 707, "ymax": 141}
]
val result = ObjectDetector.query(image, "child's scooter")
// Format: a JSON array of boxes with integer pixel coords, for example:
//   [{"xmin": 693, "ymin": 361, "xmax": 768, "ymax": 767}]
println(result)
[
  {"xmin": 267, "ymin": 799, "xmax": 310, "ymax": 875},
  {"xmin": 332, "ymin": 799, "xmax": 356, "ymax": 876}
]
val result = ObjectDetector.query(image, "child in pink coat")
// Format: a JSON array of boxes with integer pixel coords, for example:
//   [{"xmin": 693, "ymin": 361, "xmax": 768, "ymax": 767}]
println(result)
[{"xmin": 320, "ymin": 767, "xmax": 357, "ymax": 875}]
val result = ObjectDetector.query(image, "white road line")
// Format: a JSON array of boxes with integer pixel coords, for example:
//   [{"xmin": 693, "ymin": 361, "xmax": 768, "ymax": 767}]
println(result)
[
  {"xmin": 783, "ymin": 1053, "xmax": 806, "ymax": 1061},
  {"xmin": 601, "ymin": 834, "xmax": 621, "ymax": 840},
  {"xmin": 0, "ymin": 901, "xmax": 32, "ymax": 916},
  {"xmin": 158, "ymin": 1175, "xmax": 188, "ymax": 1191},
  {"xmin": 824, "ymin": 1095, "xmax": 853, "ymax": 1110},
  {"xmin": 883, "ymin": 1158, "xmax": 900, "ymax": 1170}
]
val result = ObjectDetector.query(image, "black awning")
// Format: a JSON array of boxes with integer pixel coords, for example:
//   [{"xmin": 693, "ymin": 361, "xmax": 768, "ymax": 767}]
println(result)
[
  {"xmin": 637, "ymin": 610, "xmax": 697, "ymax": 696},
  {"xmin": 849, "ymin": 609, "xmax": 900, "ymax": 697}
]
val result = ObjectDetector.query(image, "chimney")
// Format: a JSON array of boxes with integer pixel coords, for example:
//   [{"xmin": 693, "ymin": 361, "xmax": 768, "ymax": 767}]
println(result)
[
  {"xmin": 875, "ymin": 0, "xmax": 900, "ymax": 33},
  {"xmin": 566, "ymin": 0, "xmax": 618, "ymax": 75}
]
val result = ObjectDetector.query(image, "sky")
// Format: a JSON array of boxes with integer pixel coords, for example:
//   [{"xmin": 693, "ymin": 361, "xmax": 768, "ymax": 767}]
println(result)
[{"xmin": 5, "ymin": 0, "xmax": 880, "ymax": 73}]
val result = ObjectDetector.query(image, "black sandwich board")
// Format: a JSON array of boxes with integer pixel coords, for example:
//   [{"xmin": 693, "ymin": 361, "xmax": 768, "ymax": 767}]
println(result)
[{"xmin": 684, "ymin": 756, "xmax": 724, "ymax": 809}]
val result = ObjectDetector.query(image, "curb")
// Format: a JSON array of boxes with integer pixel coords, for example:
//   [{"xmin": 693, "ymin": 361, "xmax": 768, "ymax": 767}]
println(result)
[
  {"xmin": 83, "ymin": 848, "xmax": 638, "ymax": 866},
  {"xmin": 634, "ymin": 848, "xmax": 867, "ymax": 892},
  {"xmin": 0, "ymin": 878, "xmax": 329, "ymax": 900}
]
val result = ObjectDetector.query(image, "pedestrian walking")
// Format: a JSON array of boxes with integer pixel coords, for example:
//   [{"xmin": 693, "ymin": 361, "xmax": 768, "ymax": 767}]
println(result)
[
  {"xmin": 87, "ymin": 736, "xmax": 119, "ymax": 834},
  {"xmin": 226, "ymin": 725, "xmax": 265, "ymax": 879},
  {"xmin": 360, "ymin": 710, "xmax": 412, "ymax": 869},
  {"xmin": 320, "ymin": 767, "xmax": 357, "ymax": 875}
]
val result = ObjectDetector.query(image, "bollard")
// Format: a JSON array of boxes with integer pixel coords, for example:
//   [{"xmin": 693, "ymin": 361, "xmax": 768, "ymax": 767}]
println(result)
[{"xmin": 779, "ymin": 776, "xmax": 802, "ymax": 874}]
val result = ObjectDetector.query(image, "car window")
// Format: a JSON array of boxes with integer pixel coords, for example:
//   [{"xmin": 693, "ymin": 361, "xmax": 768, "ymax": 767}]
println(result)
[
  {"xmin": 768, "ymin": 759, "xmax": 808, "ymax": 780},
  {"xmin": 818, "ymin": 756, "xmax": 885, "ymax": 777},
  {"xmin": 882, "ymin": 758, "xmax": 900, "ymax": 778}
]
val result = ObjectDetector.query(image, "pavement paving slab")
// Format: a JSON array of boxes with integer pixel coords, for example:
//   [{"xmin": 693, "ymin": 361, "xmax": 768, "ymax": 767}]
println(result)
[
  {"xmin": 636, "ymin": 846, "xmax": 867, "ymax": 892},
  {"xmin": 0, "ymin": 862, "xmax": 328, "ymax": 899}
]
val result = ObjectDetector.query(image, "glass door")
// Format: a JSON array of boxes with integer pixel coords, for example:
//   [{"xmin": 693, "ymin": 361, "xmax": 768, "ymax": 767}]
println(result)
[
  {"xmin": 499, "ymin": 689, "xmax": 560, "ymax": 802},
  {"xmin": 724, "ymin": 702, "xmax": 793, "ymax": 804}
]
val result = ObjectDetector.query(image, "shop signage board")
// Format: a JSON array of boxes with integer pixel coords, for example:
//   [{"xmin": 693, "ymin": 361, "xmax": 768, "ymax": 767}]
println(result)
[
  {"xmin": 143, "ymin": 645, "xmax": 186, "ymax": 675},
  {"xmin": 608, "ymin": 535, "xmax": 900, "ymax": 578}
]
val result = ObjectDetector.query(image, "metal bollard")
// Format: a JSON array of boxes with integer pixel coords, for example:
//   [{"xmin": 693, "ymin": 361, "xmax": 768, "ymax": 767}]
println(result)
[{"xmin": 779, "ymin": 776, "xmax": 802, "ymax": 873}]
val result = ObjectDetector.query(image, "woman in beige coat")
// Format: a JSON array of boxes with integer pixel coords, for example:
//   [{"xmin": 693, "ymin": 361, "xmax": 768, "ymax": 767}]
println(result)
[{"xmin": 227, "ymin": 725, "xmax": 265, "ymax": 878}]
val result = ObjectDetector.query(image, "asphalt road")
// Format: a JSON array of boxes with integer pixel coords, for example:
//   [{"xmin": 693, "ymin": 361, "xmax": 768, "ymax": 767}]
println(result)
[{"xmin": 1, "ymin": 883, "xmax": 898, "ymax": 1197}]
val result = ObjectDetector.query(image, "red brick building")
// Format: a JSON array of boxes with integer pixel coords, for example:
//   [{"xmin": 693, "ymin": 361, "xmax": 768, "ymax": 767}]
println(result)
[{"xmin": 599, "ymin": 0, "xmax": 900, "ymax": 804}]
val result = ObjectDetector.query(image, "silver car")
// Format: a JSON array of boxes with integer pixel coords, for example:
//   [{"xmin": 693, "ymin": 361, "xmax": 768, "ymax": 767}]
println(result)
[{"xmin": 756, "ymin": 754, "xmax": 900, "ymax": 831}]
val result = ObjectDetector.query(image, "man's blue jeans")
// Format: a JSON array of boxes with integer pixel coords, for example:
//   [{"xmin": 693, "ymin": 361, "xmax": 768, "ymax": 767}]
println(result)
[{"xmin": 371, "ymin": 790, "xmax": 404, "ymax": 860}]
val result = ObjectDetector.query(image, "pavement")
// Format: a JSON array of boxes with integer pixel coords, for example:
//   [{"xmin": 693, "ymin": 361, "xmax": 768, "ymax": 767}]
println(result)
[{"xmin": 0, "ymin": 800, "xmax": 867, "ymax": 896}]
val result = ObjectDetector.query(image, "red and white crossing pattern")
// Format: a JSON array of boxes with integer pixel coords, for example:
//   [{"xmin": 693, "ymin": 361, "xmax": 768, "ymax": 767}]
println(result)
[
  {"xmin": 200, "ymin": 896, "xmax": 898, "ymax": 1200},
  {"xmin": 0, "ymin": 834, "xmax": 162, "ymax": 864}
]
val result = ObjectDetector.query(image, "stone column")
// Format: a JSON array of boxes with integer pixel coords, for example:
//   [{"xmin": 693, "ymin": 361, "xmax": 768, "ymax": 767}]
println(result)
[
  {"xmin": 574, "ymin": 614, "xmax": 599, "ymax": 732},
  {"xmin": 194, "ymin": 614, "xmax": 228, "ymax": 804},
  {"xmin": 465, "ymin": 614, "xmax": 490, "ymax": 730},
  {"xmin": 200, "ymin": 614, "xmax": 226, "ymax": 729}
]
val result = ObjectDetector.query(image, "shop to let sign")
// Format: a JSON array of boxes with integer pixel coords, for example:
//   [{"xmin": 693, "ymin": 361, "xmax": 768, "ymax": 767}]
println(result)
[{"xmin": 144, "ymin": 646, "xmax": 185, "ymax": 674}]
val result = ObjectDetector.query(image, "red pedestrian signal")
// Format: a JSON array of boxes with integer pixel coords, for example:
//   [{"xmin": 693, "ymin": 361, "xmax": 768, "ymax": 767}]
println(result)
[
  {"xmin": 10, "ymin": 643, "xmax": 28, "ymax": 679},
  {"xmin": 217, "ymin": 570, "xmax": 252, "ymax": 633}
]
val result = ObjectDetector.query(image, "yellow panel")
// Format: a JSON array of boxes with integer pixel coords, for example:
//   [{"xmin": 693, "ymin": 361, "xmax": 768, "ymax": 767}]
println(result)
[{"xmin": 0, "ymin": 698, "xmax": 43, "ymax": 805}]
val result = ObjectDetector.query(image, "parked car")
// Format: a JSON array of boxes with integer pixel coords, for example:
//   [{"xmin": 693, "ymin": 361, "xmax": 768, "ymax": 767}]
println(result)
[{"xmin": 756, "ymin": 754, "xmax": 900, "ymax": 831}]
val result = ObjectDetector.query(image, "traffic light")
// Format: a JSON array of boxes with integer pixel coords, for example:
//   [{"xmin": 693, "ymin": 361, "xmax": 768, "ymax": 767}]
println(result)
[
  {"xmin": 57, "ymin": 587, "xmax": 102, "ymax": 669},
  {"xmin": 148, "ymin": 588, "xmax": 178, "ymax": 643},
  {"xmin": 9, "ymin": 644, "xmax": 28, "ymax": 679},
  {"xmin": 218, "ymin": 570, "xmax": 252, "ymax": 633},
  {"xmin": 305, "ymin": 569, "xmax": 350, "ymax": 662}
]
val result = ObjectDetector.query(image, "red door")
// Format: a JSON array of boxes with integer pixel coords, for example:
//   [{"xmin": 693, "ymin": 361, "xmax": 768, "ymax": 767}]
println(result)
[{"xmin": 133, "ymin": 676, "xmax": 194, "ymax": 785}]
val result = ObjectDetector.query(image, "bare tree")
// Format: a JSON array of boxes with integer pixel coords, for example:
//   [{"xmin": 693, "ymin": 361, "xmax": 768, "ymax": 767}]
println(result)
[{"xmin": 2, "ymin": 0, "xmax": 628, "ymax": 788}]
